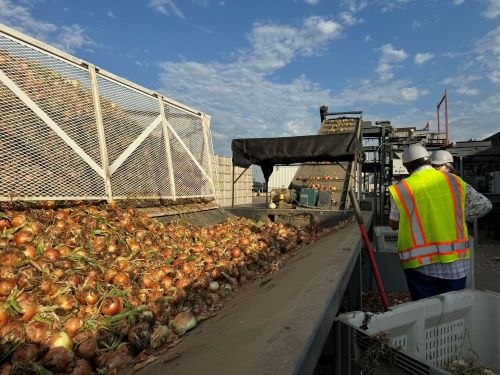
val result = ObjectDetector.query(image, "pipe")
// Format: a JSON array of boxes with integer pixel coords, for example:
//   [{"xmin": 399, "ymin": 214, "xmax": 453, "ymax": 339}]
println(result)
[
  {"xmin": 445, "ymin": 90, "xmax": 449, "ymax": 144},
  {"xmin": 349, "ymin": 190, "xmax": 389, "ymax": 311}
]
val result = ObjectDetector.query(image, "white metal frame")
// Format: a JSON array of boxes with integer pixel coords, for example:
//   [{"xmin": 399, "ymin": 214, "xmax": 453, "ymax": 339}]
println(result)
[{"xmin": 0, "ymin": 24, "xmax": 215, "ymax": 202}]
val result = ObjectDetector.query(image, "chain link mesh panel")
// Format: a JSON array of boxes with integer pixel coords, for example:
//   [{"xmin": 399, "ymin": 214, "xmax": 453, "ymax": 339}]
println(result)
[
  {"xmin": 165, "ymin": 103, "xmax": 214, "ymax": 197},
  {"xmin": 97, "ymin": 75, "xmax": 173, "ymax": 199},
  {"xmin": 0, "ymin": 33, "xmax": 105, "ymax": 200},
  {"xmin": 0, "ymin": 27, "xmax": 215, "ymax": 202}
]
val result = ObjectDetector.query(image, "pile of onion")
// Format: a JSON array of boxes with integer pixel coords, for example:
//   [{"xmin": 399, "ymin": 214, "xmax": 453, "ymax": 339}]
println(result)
[{"xmin": 0, "ymin": 200, "xmax": 316, "ymax": 373}]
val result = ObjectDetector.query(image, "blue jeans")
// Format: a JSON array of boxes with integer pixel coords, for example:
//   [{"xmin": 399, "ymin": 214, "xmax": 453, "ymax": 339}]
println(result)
[{"xmin": 404, "ymin": 268, "xmax": 466, "ymax": 301}]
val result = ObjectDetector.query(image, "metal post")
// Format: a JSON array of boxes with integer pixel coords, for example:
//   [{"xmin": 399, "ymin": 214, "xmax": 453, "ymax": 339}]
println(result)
[
  {"xmin": 88, "ymin": 64, "xmax": 112, "ymax": 202},
  {"xmin": 231, "ymin": 164, "xmax": 236, "ymax": 208},
  {"xmin": 373, "ymin": 170, "xmax": 377, "ymax": 221},
  {"xmin": 445, "ymin": 90, "xmax": 449, "ymax": 144},
  {"xmin": 437, "ymin": 106, "xmax": 440, "ymax": 134},
  {"xmin": 380, "ymin": 130, "xmax": 386, "ymax": 225},
  {"xmin": 201, "ymin": 114, "xmax": 216, "ymax": 197},
  {"xmin": 158, "ymin": 97, "xmax": 176, "ymax": 200}
]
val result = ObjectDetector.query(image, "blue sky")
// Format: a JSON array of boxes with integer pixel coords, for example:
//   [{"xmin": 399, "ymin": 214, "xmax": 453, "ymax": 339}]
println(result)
[{"xmin": 1, "ymin": 0, "xmax": 500, "ymax": 156}]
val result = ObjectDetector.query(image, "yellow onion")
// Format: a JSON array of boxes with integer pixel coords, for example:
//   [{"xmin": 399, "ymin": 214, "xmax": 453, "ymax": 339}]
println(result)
[{"xmin": 171, "ymin": 311, "xmax": 197, "ymax": 335}]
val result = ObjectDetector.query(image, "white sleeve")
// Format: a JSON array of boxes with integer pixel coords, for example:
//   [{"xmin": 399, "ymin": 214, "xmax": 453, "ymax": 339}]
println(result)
[
  {"xmin": 389, "ymin": 196, "xmax": 400, "ymax": 221},
  {"xmin": 465, "ymin": 183, "xmax": 492, "ymax": 221}
]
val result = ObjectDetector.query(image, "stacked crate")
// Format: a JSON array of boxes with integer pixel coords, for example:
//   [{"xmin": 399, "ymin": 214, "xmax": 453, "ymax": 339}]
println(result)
[{"xmin": 213, "ymin": 155, "xmax": 252, "ymax": 207}]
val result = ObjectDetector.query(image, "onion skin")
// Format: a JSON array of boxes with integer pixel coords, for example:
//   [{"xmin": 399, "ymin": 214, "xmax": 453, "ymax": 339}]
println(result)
[
  {"xmin": 42, "ymin": 346, "xmax": 73, "ymax": 372},
  {"xmin": 64, "ymin": 317, "xmax": 82, "ymax": 336},
  {"xmin": 171, "ymin": 311, "xmax": 197, "ymax": 335},
  {"xmin": 48, "ymin": 331, "xmax": 74, "ymax": 351},
  {"xmin": 0, "ymin": 322, "xmax": 26, "ymax": 343},
  {"xmin": 12, "ymin": 230, "xmax": 33, "ymax": 245},
  {"xmin": 12, "ymin": 343, "xmax": 40, "ymax": 363},
  {"xmin": 0, "ymin": 218, "xmax": 11, "ymax": 231},
  {"xmin": 127, "ymin": 322, "xmax": 152, "ymax": 352},
  {"xmin": 100, "ymin": 297, "xmax": 123, "ymax": 316},
  {"xmin": 150, "ymin": 325, "xmax": 172, "ymax": 349},
  {"xmin": 105, "ymin": 351, "xmax": 133, "ymax": 371},
  {"xmin": 0, "ymin": 306, "xmax": 9, "ymax": 327},
  {"xmin": 0, "ymin": 278, "xmax": 16, "ymax": 297},
  {"xmin": 11, "ymin": 214, "xmax": 26, "ymax": 227},
  {"xmin": 76, "ymin": 338, "xmax": 98, "ymax": 360},
  {"xmin": 69, "ymin": 359, "xmax": 94, "ymax": 375},
  {"xmin": 18, "ymin": 298, "xmax": 38, "ymax": 321},
  {"xmin": 26, "ymin": 322, "xmax": 51, "ymax": 344}
]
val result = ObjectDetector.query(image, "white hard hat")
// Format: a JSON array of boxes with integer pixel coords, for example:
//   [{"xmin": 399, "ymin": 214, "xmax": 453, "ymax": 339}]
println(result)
[
  {"xmin": 402, "ymin": 143, "xmax": 430, "ymax": 164},
  {"xmin": 430, "ymin": 150, "xmax": 454, "ymax": 165}
]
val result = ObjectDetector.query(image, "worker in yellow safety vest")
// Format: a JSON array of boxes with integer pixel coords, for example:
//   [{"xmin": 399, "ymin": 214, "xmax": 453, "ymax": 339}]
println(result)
[{"xmin": 388, "ymin": 144, "xmax": 491, "ymax": 301}]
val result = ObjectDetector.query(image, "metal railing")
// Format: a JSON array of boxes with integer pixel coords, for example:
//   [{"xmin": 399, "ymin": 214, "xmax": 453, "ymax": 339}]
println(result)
[{"xmin": 0, "ymin": 24, "xmax": 215, "ymax": 202}]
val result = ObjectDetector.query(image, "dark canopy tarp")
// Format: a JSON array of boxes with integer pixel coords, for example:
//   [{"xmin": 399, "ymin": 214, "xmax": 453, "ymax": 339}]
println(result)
[{"xmin": 231, "ymin": 133, "xmax": 363, "ymax": 181}]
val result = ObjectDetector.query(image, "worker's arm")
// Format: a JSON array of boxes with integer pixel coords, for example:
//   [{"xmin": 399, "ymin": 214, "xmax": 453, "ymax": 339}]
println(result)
[
  {"xmin": 388, "ymin": 219, "xmax": 399, "ymax": 230},
  {"xmin": 465, "ymin": 183, "xmax": 492, "ymax": 222},
  {"xmin": 388, "ymin": 196, "xmax": 400, "ymax": 230}
]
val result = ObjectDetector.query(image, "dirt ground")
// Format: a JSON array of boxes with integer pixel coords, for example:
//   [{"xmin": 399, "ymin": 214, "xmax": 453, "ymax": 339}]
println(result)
[{"xmin": 474, "ymin": 226, "xmax": 500, "ymax": 292}]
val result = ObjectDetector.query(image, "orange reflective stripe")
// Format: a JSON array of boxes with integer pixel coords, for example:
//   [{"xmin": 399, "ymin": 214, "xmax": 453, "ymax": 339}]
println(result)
[
  {"xmin": 393, "ymin": 183, "xmax": 417, "ymax": 247},
  {"xmin": 399, "ymin": 237, "xmax": 469, "ymax": 253},
  {"xmin": 401, "ymin": 179, "xmax": 428, "ymax": 244},
  {"xmin": 406, "ymin": 249, "xmax": 469, "ymax": 262}
]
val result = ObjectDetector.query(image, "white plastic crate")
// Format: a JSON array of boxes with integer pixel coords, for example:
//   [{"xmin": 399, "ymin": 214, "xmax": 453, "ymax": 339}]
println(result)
[{"xmin": 337, "ymin": 290, "xmax": 500, "ymax": 372}]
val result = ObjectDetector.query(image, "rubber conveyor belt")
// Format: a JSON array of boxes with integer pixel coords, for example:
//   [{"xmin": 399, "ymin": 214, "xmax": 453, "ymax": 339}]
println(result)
[{"xmin": 139, "ymin": 212, "xmax": 372, "ymax": 375}]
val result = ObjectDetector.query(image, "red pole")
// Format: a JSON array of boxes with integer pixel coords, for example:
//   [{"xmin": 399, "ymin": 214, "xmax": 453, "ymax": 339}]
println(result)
[
  {"xmin": 445, "ymin": 90, "xmax": 449, "ymax": 144},
  {"xmin": 437, "ymin": 106, "xmax": 440, "ymax": 134},
  {"xmin": 349, "ymin": 190, "xmax": 390, "ymax": 311}
]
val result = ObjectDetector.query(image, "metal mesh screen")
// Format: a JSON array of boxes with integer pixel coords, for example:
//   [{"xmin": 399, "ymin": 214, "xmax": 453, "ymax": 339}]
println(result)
[
  {"xmin": 165, "ymin": 104, "xmax": 214, "ymax": 197},
  {"xmin": 0, "ymin": 26, "xmax": 214, "ymax": 202},
  {"xmin": 0, "ymin": 34, "xmax": 105, "ymax": 200}
]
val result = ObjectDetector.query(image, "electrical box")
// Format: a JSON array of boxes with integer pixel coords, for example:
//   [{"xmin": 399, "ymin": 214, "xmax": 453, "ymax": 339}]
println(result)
[
  {"xmin": 299, "ymin": 188, "xmax": 318, "ymax": 207},
  {"xmin": 317, "ymin": 190, "xmax": 332, "ymax": 208}
]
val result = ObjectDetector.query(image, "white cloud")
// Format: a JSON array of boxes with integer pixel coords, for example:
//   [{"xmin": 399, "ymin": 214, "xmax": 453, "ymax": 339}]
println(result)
[
  {"xmin": 0, "ymin": 0, "xmax": 57, "ymax": 39},
  {"xmin": 54, "ymin": 24, "xmax": 95, "ymax": 53},
  {"xmin": 340, "ymin": 11, "xmax": 363, "ymax": 25},
  {"xmin": 401, "ymin": 87, "xmax": 419, "ymax": 101},
  {"xmin": 340, "ymin": 0, "xmax": 368, "ymax": 13},
  {"xmin": 0, "ymin": 0, "xmax": 95, "ymax": 53},
  {"xmin": 475, "ymin": 26, "xmax": 500, "ymax": 84},
  {"xmin": 456, "ymin": 86, "xmax": 480, "ymax": 95},
  {"xmin": 305, "ymin": 0, "xmax": 320, "ymax": 5},
  {"xmin": 453, "ymin": 0, "xmax": 464, "ymax": 5},
  {"xmin": 412, "ymin": 20, "xmax": 421, "ymax": 30},
  {"xmin": 364, "ymin": 34, "xmax": 372, "ymax": 42},
  {"xmin": 376, "ymin": 44, "xmax": 408, "ymax": 81},
  {"xmin": 442, "ymin": 75, "xmax": 481, "ymax": 96},
  {"xmin": 379, "ymin": 0, "xmax": 414, "ymax": 12},
  {"xmin": 247, "ymin": 17, "xmax": 342, "ymax": 72},
  {"xmin": 158, "ymin": 17, "xmax": 344, "ymax": 154},
  {"xmin": 380, "ymin": 43, "xmax": 408, "ymax": 61},
  {"xmin": 148, "ymin": 0, "xmax": 184, "ymax": 19},
  {"xmin": 414, "ymin": 52, "xmax": 434, "ymax": 65},
  {"xmin": 332, "ymin": 79, "xmax": 426, "ymax": 106},
  {"xmin": 107, "ymin": 10, "xmax": 116, "ymax": 18},
  {"xmin": 483, "ymin": 0, "xmax": 500, "ymax": 19}
]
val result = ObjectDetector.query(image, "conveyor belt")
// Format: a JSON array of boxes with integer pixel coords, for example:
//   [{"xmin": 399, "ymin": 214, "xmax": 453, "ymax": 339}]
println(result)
[{"xmin": 138, "ymin": 212, "xmax": 372, "ymax": 375}]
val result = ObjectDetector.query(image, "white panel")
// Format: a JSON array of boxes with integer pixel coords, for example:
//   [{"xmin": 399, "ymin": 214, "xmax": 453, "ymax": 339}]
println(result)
[{"xmin": 268, "ymin": 165, "xmax": 301, "ymax": 190}]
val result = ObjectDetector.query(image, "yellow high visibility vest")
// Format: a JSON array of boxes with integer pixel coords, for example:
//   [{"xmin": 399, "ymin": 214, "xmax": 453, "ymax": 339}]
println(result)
[{"xmin": 388, "ymin": 168, "xmax": 469, "ymax": 269}]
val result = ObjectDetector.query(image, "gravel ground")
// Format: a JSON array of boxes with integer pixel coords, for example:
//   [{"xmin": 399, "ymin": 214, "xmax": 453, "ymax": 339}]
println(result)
[{"xmin": 474, "ymin": 230, "xmax": 500, "ymax": 292}]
